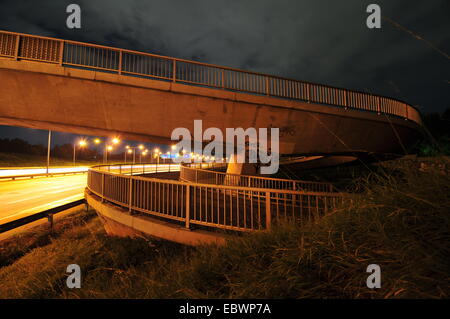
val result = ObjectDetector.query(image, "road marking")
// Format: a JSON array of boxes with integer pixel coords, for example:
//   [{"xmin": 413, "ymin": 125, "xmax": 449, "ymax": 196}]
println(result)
[
  {"xmin": 50, "ymin": 186, "xmax": 85, "ymax": 194},
  {"xmin": 0, "ymin": 194, "xmax": 84, "ymax": 223},
  {"xmin": 5, "ymin": 188, "xmax": 83, "ymax": 204},
  {"xmin": 3, "ymin": 184, "xmax": 85, "ymax": 204}
]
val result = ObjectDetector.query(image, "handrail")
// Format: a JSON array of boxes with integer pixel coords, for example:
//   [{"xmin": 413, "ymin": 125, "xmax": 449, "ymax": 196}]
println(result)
[
  {"xmin": 0, "ymin": 30, "xmax": 422, "ymax": 126},
  {"xmin": 87, "ymin": 162, "xmax": 346, "ymax": 232},
  {"xmin": 180, "ymin": 163, "xmax": 335, "ymax": 192}
]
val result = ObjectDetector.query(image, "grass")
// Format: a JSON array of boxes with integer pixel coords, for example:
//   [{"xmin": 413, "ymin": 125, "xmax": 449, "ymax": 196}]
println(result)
[{"xmin": 0, "ymin": 156, "xmax": 449, "ymax": 298}]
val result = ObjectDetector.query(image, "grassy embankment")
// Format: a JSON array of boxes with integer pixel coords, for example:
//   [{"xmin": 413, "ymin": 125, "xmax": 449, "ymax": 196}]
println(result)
[{"xmin": 0, "ymin": 156, "xmax": 449, "ymax": 298}]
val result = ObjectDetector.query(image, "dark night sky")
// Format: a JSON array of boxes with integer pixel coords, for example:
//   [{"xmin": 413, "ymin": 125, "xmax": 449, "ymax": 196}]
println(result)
[{"xmin": 0, "ymin": 0, "xmax": 448, "ymax": 146}]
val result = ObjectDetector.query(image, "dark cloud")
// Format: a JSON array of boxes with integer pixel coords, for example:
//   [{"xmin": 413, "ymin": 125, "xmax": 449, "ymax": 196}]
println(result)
[{"xmin": 0, "ymin": 0, "xmax": 449, "ymax": 113}]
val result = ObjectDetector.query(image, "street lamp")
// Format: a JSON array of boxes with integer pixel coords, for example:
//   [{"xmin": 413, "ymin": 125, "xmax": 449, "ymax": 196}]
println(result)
[
  {"xmin": 140, "ymin": 149, "xmax": 148, "ymax": 163},
  {"xmin": 153, "ymin": 148, "xmax": 161, "ymax": 165},
  {"xmin": 104, "ymin": 145, "xmax": 113, "ymax": 164},
  {"xmin": 125, "ymin": 147, "xmax": 132, "ymax": 163},
  {"xmin": 73, "ymin": 139, "xmax": 87, "ymax": 166},
  {"xmin": 103, "ymin": 138, "xmax": 120, "ymax": 164},
  {"xmin": 126, "ymin": 144, "xmax": 145, "ymax": 164}
]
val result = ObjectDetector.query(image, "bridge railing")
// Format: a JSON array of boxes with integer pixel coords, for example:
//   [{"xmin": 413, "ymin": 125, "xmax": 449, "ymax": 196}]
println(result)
[
  {"xmin": 180, "ymin": 163, "xmax": 335, "ymax": 193},
  {"xmin": 0, "ymin": 30, "xmax": 421, "ymax": 125},
  {"xmin": 87, "ymin": 163, "xmax": 346, "ymax": 232}
]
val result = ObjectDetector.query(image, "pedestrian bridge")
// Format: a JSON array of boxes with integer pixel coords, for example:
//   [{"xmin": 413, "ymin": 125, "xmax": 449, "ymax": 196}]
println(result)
[
  {"xmin": 0, "ymin": 30, "xmax": 424, "ymax": 244},
  {"xmin": 0, "ymin": 30, "xmax": 423, "ymax": 159}
]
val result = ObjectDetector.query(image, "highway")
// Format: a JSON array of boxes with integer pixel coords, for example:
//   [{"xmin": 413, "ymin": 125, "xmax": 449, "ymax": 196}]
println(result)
[
  {"xmin": 0, "ymin": 164, "xmax": 181, "ymax": 225},
  {"xmin": 0, "ymin": 174, "xmax": 87, "ymax": 224},
  {"xmin": 0, "ymin": 166, "xmax": 89, "ymax": 177}
]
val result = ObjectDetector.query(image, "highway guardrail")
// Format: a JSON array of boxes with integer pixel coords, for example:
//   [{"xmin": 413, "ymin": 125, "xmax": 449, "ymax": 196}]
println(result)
[
  {"xmin": 0, "ymin": 199, "xmax": 86, "ymax": 234},
  {"xmin": 0, "ymin": 170, "xmax": 87, "ymax": 181}
]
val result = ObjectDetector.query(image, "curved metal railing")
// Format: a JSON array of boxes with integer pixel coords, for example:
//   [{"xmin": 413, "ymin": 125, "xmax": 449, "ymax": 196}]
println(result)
[
  {"xmin": 180, "ymin": 163, "xmax": 335, "ymax": 192},
  {"xmin": 0, "ymin": 30, "xmax": 422, "ymax": 125},
  {"xmin": 87, "ymin": 162, "xmax": 346, "ymax": 232}
]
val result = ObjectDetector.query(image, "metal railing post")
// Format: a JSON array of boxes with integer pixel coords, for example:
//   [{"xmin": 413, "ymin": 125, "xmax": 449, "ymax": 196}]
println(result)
[
  {"xmin": 118, "ymin": 50, "xmax": 123, "ymax": 75},
  {"xmin": 128, "ymin": 176, "xmax": 133, "ymax": 213},
  {"xmin": 185, "ymin": 185, "xmax": 190, "ymax": 229},
  {"xmin": 172, "ymin": 59, "xmax": 176, "ymax": 82},
  {"xmin": 265, "ymin": 191, "xmax": 271, "ymax": 230},
  {"xmin": 14, "ymin": 35, "xmax": 20, "ymax": 60},
  {"xmin": 47, "ymin": 213, "xmax": 54, "ymax": 233},
  {"xmin": 59, "ymin": 40, "xmax": 64, "ymax": 66},
  {"xmin": 101, "ymin": 173, "xmax": 105, "ymax": 202},
  {"xmin": 343, "ymin": 90, "xmax": 348, "ymax": 109},
  {"xmin": 306, "ymin": 83, "xmax": 310, "ymax": 102},
  {"xmin": 377, "ymin": 96, "xmax": 381, "ymax": 114}
]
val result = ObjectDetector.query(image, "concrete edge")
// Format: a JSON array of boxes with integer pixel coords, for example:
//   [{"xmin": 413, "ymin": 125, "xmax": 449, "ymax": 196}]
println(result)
[{"xmin": 85, "ymin": 191, "xmax": 228, "ymax": 246}]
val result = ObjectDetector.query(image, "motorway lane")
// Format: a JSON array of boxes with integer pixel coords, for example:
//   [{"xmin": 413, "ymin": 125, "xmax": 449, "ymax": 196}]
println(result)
[
  {"xmin": 0, "ymin": 166, "xmax": 89, "ymax": 177},
  {"xmin": 0, "ymin": 164, "xmax": 183, "ymax": 225},
  {"xmin": 0, "ymin": 174, "xmax": 87, "ymax": 224}
]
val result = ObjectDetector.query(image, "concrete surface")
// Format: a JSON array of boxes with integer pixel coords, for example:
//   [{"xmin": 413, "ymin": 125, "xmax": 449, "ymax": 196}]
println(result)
[{"xmin": 0, "ymin": 58, "xmax": 423, "ymax": 159}]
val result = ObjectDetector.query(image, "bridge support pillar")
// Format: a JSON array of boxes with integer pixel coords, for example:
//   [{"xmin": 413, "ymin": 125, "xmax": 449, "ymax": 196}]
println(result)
[
  {"xmin": 225, "ymin": 154, "xmax": 258, "ymax": 186},
  {"xmin": 225, "ymin": 154, "xmax": 258, "ymax": 176}
]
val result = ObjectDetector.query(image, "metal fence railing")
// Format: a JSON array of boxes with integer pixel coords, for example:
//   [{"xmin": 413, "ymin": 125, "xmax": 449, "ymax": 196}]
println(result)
[
  {"xmin": 0, "ymin": 30, "xmax": 422, "ymax": 126},
  {"xmin": 180, "ymin": 163, "xmax": 335, "ymax": 193},
  {"xmin": 87, "ymin": 163, "xmax": 346, "ymax": 232}
]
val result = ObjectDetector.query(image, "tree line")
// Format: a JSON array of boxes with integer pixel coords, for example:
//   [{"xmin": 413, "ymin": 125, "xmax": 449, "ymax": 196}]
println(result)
[{"xmin": 0, "ymin": 138, "xmax": 101, "ymax": 160}]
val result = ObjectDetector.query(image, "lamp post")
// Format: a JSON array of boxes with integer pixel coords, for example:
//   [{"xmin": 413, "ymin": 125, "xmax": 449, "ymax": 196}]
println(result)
[
  {"xmin": 103, "ymin": 137, "xmax": 120, "ymax": 164},
  {"xmin": 125, "ymin": 144, "xmax": 145, "ymax": 164},
  {"xmin": 153, "ymin": 148, "xmax": 161, "ymax": 165},
  {"xmin": 92, "ymin": 138, "xmax": 101, "ymax": 163},
  {"xmin": 139, "ymin": 149, "xmax": 148, "ymax": 163},
  {"xmin": 73, "ymin": 139, "xmax": 87, "ymax": 166},
  {"xmin": 104, "ymin": 145, "xmax": 113, "ymax": 164}
]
